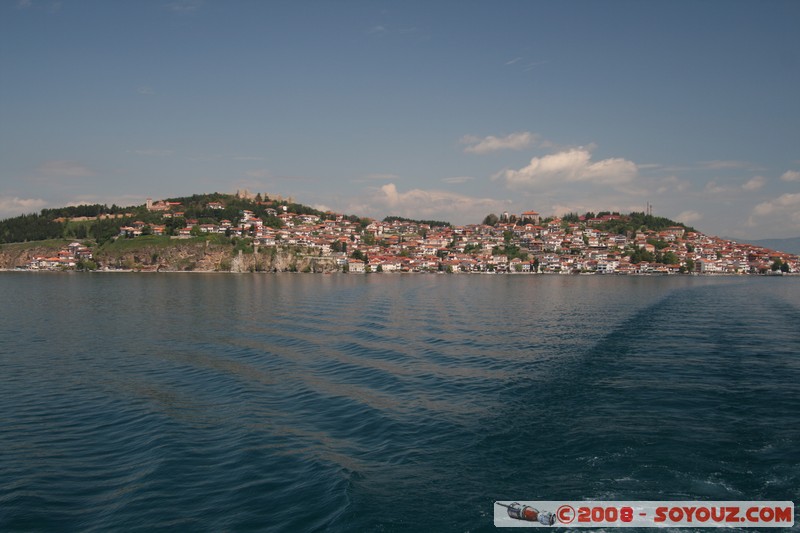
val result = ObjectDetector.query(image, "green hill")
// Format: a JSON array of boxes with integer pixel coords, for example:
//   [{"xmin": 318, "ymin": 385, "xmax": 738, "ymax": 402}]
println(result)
[
  {"xmin": 3, "ymin": 194, "xmax": 700, "ymax": 246},
  {"xmin": 0, "ymin": 192, "xmax": 329, "ymax": 245}
]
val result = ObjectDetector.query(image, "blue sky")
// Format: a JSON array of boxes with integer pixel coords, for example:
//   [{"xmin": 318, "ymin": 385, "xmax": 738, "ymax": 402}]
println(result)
[{"xmin": 1, "ymin": 0, "xmax": 799, "ymax": 239}]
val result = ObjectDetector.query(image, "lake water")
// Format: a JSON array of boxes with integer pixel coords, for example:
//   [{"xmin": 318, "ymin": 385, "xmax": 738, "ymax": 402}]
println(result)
[{"xmin": 1, "ymin": 273, "xmax": 798, "ymax": 531}]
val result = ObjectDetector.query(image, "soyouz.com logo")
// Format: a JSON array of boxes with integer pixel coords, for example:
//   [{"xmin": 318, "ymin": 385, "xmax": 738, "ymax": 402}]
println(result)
[{"xmin": 493, "ymin": 501, "xmax": 795, "ymax": 528}]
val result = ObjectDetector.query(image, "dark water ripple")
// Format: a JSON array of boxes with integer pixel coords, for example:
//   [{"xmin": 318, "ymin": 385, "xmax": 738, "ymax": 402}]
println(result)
[{"xmin": 1, "ymin": 273, "xmax": 798, "ymax": 531}]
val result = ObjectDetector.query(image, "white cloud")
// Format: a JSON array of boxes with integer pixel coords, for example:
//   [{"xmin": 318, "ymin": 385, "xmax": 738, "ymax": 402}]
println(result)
[
  {"xmin": 461, "ymin": 131, "xmax": 538, "ymax": 154},
  {"xmin": 705, "ymin": 175, "xmax": 767, "ymax": 195},
  {"xmin": 704, "ymin": 180, "xmax": 730, "ymax": 194},
  {"xmin": 351, "ymin": 183, "xmax": 507, "ymax": 224},
  {"xmin": 752, "ymin": 193, "xmax": 800, "ymax": 217},
  {"xmin": 549, "ymin": 202, "xmax": 617, "ymax": 217},
  {"xmin": 746, "ymin": 193, "xmax": 800, "ymax": 237},
  {"xmin": 503, "ymin": 57, "xmax": 548, "ymax": 71},
  {"xmin": 545, "ymin": 199, "xmax": 645, "ymax": 218},
  {"xmin": 780, "ymin": 170, "xmax": 800, "ymax": 182},
  {"xmin": 441, "ymin": 176, "xmax": 474, "ymax": 184},
  {"xmin": 548, "ymin": 203, "xmax": 584, "ymax": 217},
  {"xmin": 742, "ymin": 176, "xmax": 766, "ymax": 191},
  {"xmin": 37, "ymin": 160, "xmax": 95, "ymax": 177},
  {"xmin": 499, "ymin": 148, "xmax": 637, "ymax": 189},
  {"xmin": 523, "ymin": 60, "xmax": 548, "ymax": 71},
  {"xmin": 0, "ymin": 196, "xmax": 48, "ymax": 219},
  {"xmin": 744, "ymin": 193, "xmax": 800, "ymax": 234},
  {"xmin": 657, "ymin": 176, "xmax": 690, "ymax": 194},
  {"xmin": 65, "ymin": 194, "xmax": 145, "ymax": 208},
  {"xmin": 676, "ymin": 210, "xmax": 703, "ymax": 224},
  {"xmin": 748, "ymin": 193, "xmax": 800, "ymax": 235}
]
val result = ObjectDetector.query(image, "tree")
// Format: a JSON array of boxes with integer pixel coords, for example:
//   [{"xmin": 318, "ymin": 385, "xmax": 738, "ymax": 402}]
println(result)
[
  {"xmin": 76, "ymin": 259, "xmax": 98, "ymax": 271},
  {"xmin": 91, "ymin": 218, "xmax": 121, "ymax": 245},
  {"xmin": 483, "ymin": 213, "xmax": 499, "ymax": 226},
  {"xmin": 70, "ymin": 224, "xmax": 88, "ymax": 239},
  {"xmin": 781, "ymin": 261, "xmax": 790, "ymax": 273},
  {"xmin": 771, "ymin": 258, "xmax": 782, "ymax": 272},
  {"xmin": 662, "ymin": 251, "xmax": 679, "ymax": 265},
  {"xmin": 646, "ymin": 238, "xmax": 670, "ymax": 250},
  {"xmin": 628, "ymin": 247, "xmax": 654, "ymax": 264},
  {"xmin": 463, "ymin": 243, "xmax": 481, "ymax": 254},
  {"xmin": 382, "ymin": 215, "xmax": 450, "ymax": 228}
]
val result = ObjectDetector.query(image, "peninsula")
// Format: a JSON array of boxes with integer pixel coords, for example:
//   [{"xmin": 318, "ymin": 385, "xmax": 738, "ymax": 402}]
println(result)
[{"xmin": 1, "ymin": 191, "xmax": 797, "ymax": 275}]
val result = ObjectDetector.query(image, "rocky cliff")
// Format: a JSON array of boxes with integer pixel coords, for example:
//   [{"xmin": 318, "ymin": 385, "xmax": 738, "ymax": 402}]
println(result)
[
  {"xmin": 0, "ymin": 240, "xmax": 73, "ymax": 269},
  {"xmin": 1, "ymin": 239, "xmax": 340, "ymax": 273},
  {"xmin": 96, "ymin": 241, "xmax": 339, "ymax": 273}
]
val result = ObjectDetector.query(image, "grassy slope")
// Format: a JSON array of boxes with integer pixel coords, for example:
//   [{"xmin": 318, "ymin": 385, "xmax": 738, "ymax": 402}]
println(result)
[{"xmin": 0, "ymin": 239, "xmax": 75, "ymax": 252}]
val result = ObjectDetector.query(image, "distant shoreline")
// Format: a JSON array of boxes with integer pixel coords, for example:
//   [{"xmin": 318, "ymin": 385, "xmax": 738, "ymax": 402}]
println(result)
[{"xmin": 2, "ymin": 268, "xmax": 796, "ymax": 277}]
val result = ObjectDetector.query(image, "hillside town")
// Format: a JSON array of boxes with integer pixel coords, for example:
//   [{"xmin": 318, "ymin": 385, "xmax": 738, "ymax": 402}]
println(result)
[{"xmin": 20, "ymin": 193, "xmax": 800, "ymax": 274}]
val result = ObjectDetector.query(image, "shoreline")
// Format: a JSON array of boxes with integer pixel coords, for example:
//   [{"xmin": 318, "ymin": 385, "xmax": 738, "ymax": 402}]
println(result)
[{"xmin": 2, "ymin": 268, "xmax": 795, "ymax": 277}]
